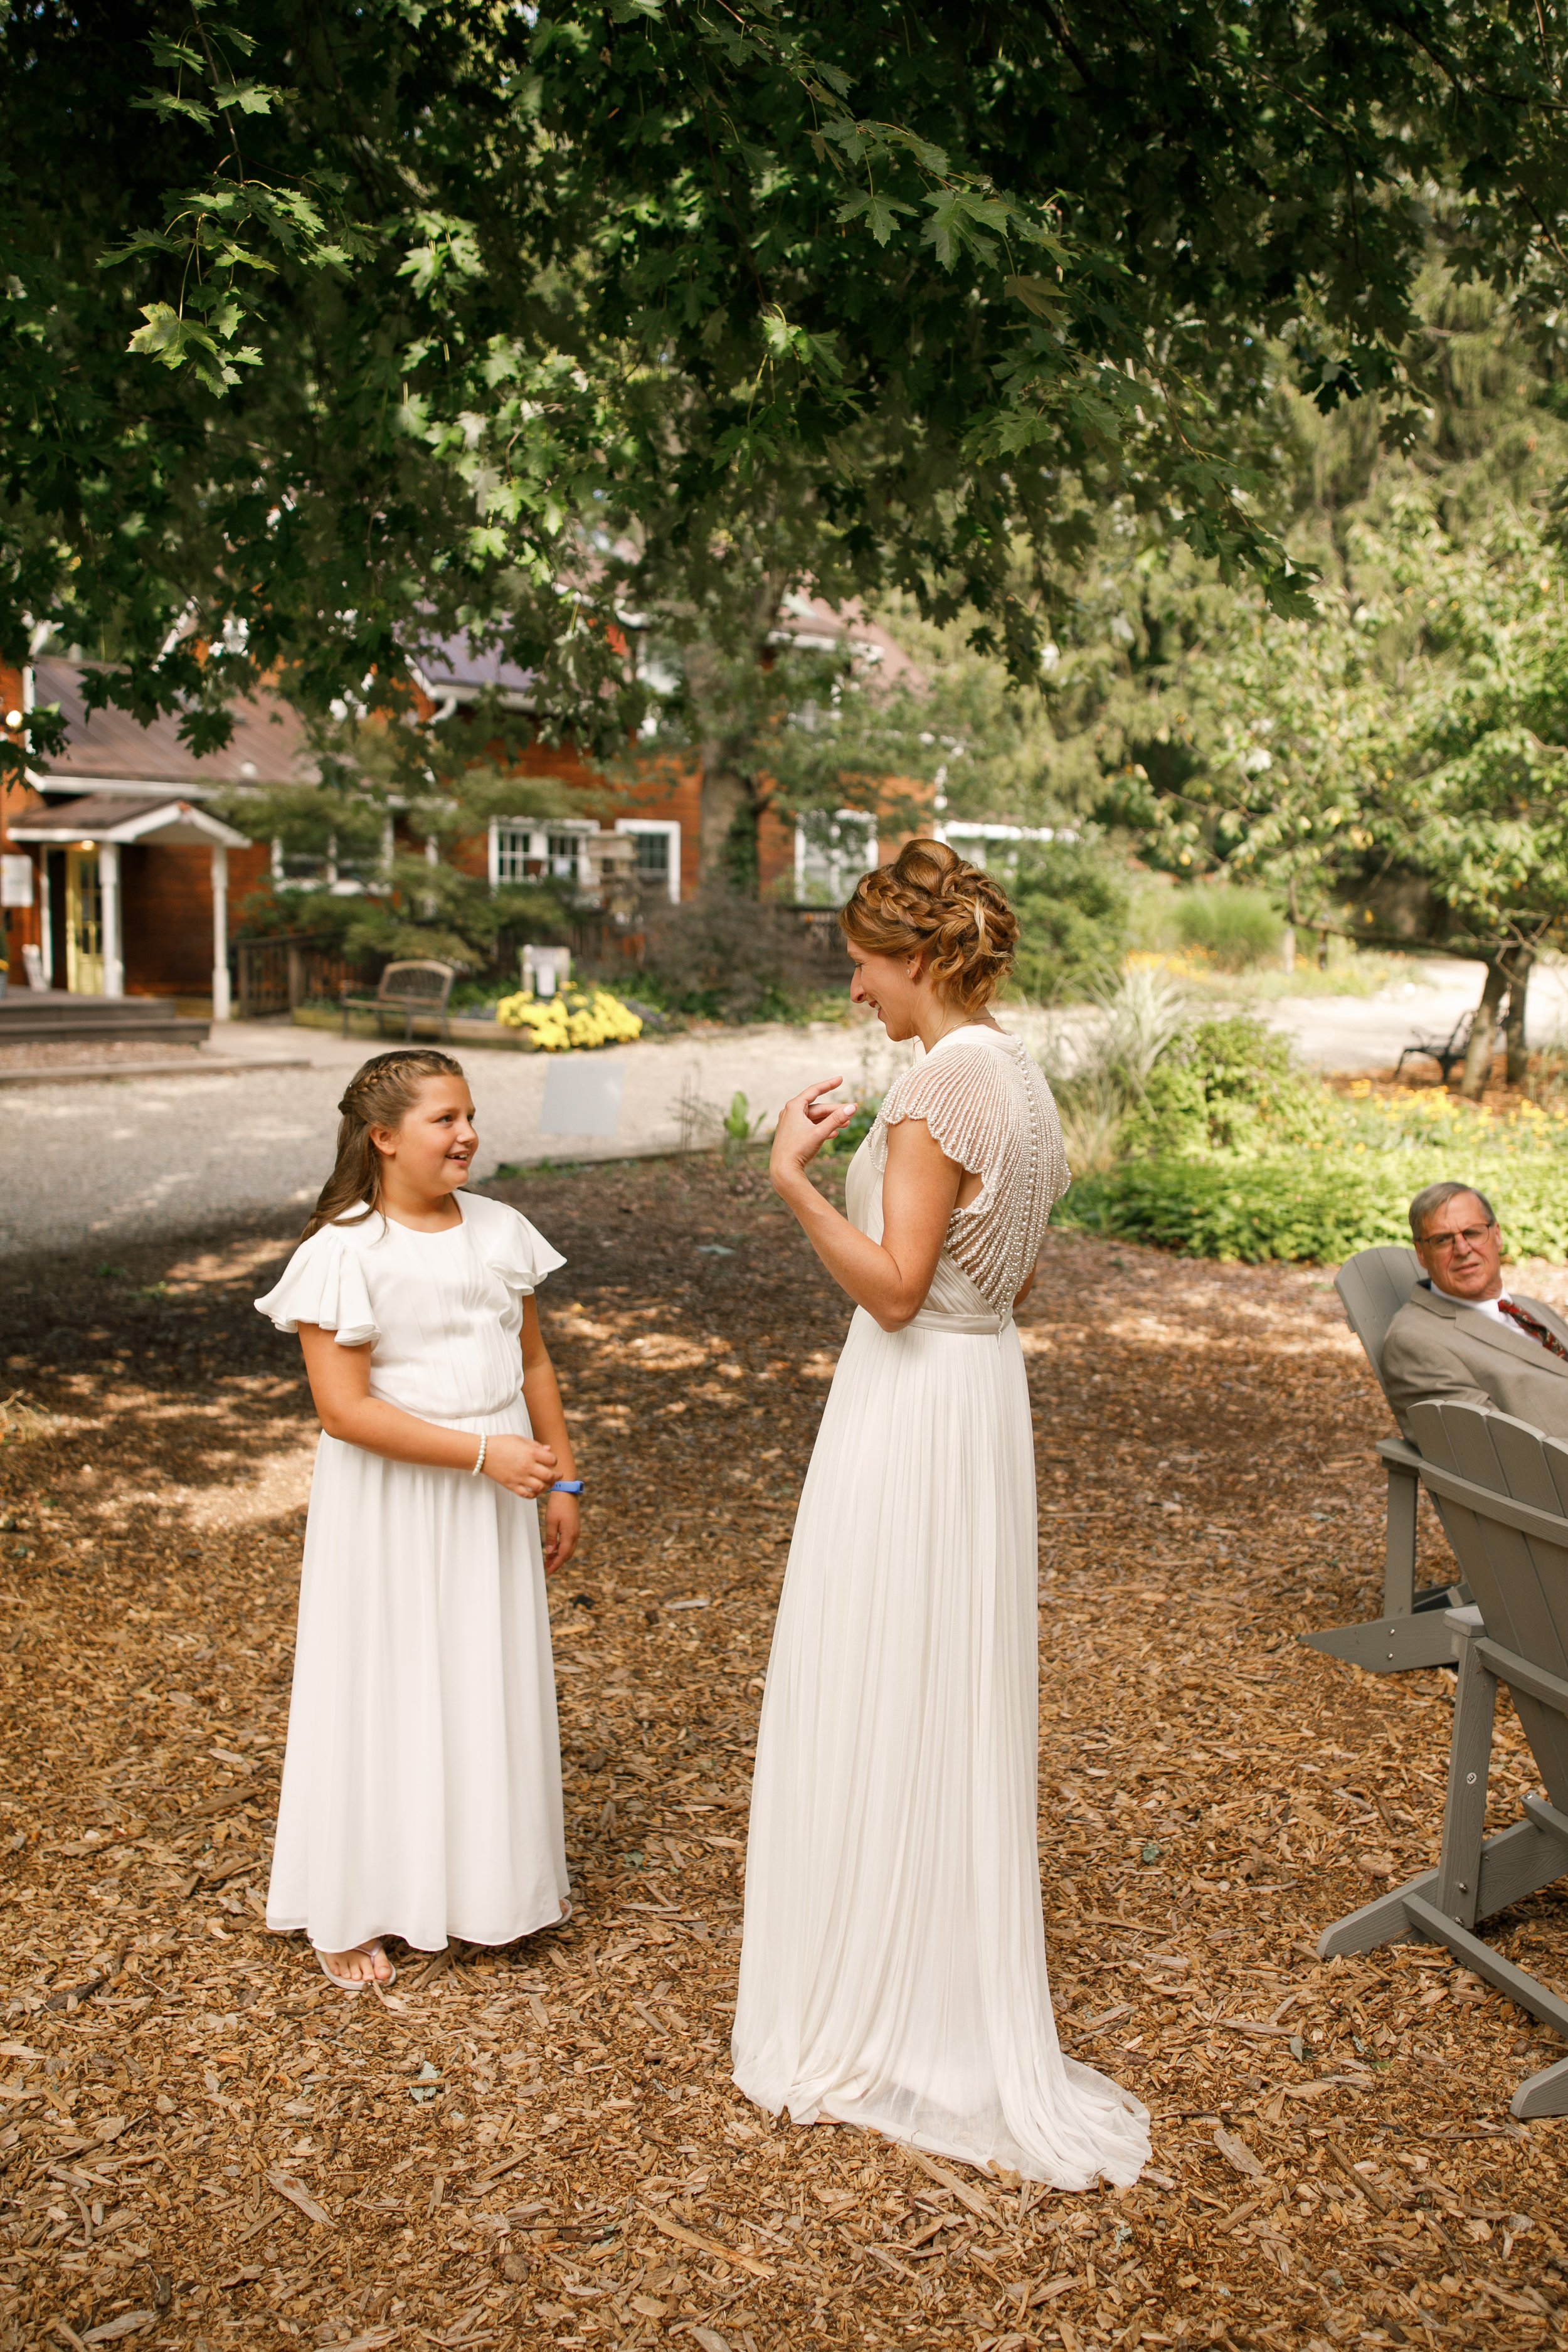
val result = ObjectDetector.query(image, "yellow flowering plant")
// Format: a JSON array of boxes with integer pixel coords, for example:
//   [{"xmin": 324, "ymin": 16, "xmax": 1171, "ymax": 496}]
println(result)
[{"xmin": 494, "ymin": 985, "xmax": 644, "ymax": 1051}]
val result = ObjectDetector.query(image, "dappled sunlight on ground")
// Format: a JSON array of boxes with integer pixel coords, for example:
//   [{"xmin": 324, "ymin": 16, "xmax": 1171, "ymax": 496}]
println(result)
[{"xmin": 0, "ymin": 1164, "xmax": 1564, "ymax": 2348}]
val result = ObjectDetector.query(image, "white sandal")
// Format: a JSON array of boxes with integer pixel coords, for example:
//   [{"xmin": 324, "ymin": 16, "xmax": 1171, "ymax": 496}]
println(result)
[{"xmin": 315, "ymin": 1941, "xmax": 396, "ymax": 1992}]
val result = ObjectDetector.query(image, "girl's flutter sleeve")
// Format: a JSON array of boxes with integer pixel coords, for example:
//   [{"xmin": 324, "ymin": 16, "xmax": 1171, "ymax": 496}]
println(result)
[
  {"xmin": 253, "ymin": 1222, "xmax": 379, "ymax": 1347},
  {"xmin": 469, "ymin": 1197, "xmax": 568, "ymax": 1300}
]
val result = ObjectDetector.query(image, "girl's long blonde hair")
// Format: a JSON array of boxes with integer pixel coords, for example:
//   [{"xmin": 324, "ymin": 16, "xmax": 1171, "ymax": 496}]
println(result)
[{"xmin": 302, "ymin": 1049, "xmax": 467, "ymax": 1239}]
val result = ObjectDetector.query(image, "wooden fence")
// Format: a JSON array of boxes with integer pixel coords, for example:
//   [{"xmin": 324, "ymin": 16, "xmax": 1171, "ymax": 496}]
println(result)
[{"xmin": 235, "ymin": 935, "xmax": 361, "ymax": 1019}]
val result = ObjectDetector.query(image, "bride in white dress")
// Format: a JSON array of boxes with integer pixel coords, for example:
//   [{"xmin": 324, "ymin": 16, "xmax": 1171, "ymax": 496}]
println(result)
[{"xmin": 732, "ymin": 840, "xmax": 1148, "ymax": 2188}]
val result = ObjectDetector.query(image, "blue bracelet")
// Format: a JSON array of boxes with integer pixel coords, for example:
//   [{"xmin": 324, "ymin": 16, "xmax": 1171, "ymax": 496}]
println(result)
[{"xmin": 549, "ymin": 1480, "xmax": 585, "ymax": 1496}]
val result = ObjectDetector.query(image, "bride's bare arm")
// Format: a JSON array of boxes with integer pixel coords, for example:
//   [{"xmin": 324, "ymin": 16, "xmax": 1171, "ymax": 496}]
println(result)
[{"xmin": 770, "ymin": 1079, "xmax": 962, "ymax": 1331}]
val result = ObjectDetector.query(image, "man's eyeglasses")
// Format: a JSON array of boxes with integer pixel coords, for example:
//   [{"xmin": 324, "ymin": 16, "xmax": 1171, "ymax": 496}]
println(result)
[{"xmin": 1418, "ymin": 1224, "xmax": 1496, "ymax": 1253}]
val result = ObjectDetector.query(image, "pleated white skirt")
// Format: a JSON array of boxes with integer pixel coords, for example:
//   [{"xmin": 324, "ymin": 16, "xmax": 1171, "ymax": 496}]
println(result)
[
  {"xmin": 267, "ymin": 1396, "xmax": 568, "ymax": 1954},
  {"xmin": 733, "ymin": 1308, "xmax": 1150, "ymax": 2188}
]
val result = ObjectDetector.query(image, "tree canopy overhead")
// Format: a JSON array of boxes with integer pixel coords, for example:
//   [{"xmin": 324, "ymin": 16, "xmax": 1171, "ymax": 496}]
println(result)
[{"xmin": 8, "ymin": 0, "xmax": 1568, "ymax": 759}]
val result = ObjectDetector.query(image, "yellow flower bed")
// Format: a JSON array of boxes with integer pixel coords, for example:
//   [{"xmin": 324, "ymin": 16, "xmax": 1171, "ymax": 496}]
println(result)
[
  {"xmin": 1340, "ymin": 1077, "xmax": 1568, "ymax": 1151},
  {"xmin": 494, "ymin": 985, "xmax": 644, "ymax": 1052}
]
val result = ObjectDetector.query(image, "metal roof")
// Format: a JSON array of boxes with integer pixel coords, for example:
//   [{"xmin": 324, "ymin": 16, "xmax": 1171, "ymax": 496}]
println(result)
[
  {"xmin": 410, "ymin": 633, "xmax": 538, "ymax": 704},
  {"xmin": 28, "ymin": 659, "xmax": 315, "ymax": 792}
]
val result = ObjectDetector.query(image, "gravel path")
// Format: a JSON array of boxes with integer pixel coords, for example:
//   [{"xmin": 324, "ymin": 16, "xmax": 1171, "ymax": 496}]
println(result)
[
  {"xmin": 0, "ymin": 1018, "xmax": 908, "ymax": 1259},
  {"xmin": 5, "ymin": 957, "xmax": 1565, "ymax": 1258}
]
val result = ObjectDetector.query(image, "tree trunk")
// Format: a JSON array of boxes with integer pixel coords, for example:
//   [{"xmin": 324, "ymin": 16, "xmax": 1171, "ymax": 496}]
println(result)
[
  {"xmin": 1458, "ymin": 956, "xmax": 1508, "ymax": 1099},
  {"xmin": 697, "ymin": 744, "xmax": 754, "ymax": 885},
  {"xmin": 1502, "ymin": 943, "xmax": 1534, "ymax": 1088}
]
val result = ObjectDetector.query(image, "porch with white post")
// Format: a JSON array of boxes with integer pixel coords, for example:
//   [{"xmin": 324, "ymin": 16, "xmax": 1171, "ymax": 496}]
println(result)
[
  {"xmin": 98, "ymin": 840, "xmax": 124, "ymax": 998},
  {"xmin": 210, "ymin": 841, "xmax": 231, "ymax": 1022},
  {"xmin": 6, "ymin": 795, "xmax": 250, "ymax": 1019}
]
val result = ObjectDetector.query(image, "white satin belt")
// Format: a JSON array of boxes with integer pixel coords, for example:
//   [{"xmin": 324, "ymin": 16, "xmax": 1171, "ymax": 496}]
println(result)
[{"xmin": 909, "ymin": 1305, "xmax": 1012, "ymax": 1336}]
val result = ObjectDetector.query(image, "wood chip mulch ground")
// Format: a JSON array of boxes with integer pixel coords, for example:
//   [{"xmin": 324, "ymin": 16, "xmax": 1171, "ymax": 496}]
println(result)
[{"xmin": 2, "ymin": 1150, "xmax": 1566, "ymax": 2352}]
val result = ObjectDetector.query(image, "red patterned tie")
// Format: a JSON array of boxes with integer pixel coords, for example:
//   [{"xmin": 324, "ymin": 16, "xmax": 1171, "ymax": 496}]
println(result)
[{"xmin": 1497, "ymin": 1298, "xmax": 1568, "ymax": 1364}]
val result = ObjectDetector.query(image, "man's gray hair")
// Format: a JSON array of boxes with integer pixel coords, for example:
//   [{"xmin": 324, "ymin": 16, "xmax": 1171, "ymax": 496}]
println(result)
[{"xmin": 1409, "ymin": 1180, "xmax": 1498, "ymax": 1241}]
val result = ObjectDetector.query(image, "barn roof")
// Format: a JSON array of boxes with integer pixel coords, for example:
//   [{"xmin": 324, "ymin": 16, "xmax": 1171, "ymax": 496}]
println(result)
[{"xmin": 27, "ymin": 660, "xmax": 315, "ymax": 795}]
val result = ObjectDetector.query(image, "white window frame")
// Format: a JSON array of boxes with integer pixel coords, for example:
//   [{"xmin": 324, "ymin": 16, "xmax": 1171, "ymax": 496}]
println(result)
[
  {"xmin": 793, "ymin": 807, "xmax": 877, "ymax": 903},
  {"xmin": 614, "ymin": 817, "xmax": 681, "ymax": 903},
  {"xmin": 940, "ymin": 823, "xmax": 1066, "ymax": 848},
  {"xmin": 269, "ymin": 822, "xmax": 389, "ymax": 896},
  {"xmin": 489, "ymin": 817, "xmax": 599, "ymax": 890}
]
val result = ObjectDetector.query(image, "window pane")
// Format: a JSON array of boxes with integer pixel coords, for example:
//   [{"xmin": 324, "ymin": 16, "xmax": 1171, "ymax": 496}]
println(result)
[
  {"xmin": 494, "ymin": 825, "xmax": 533, "ymax": 882},
  {"xmin": 797, "ymin": 811, "xmax": 876, "ymax": 903},
  {"xmin": 632, "ymin": 831, "xmax": 669, "ymax": 877}
]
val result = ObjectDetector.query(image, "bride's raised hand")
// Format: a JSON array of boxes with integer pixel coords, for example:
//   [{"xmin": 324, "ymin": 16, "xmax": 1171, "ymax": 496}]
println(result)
[{"xmin": 770, "ymin": 1080, "xmax": 857, "ymax": 1189}]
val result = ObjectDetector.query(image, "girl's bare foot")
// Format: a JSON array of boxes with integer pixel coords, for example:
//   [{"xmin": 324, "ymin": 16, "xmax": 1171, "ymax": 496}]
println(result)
[{"xmin": 316, "ymin": 1941, "xmax": 395, "ymax": 1989}]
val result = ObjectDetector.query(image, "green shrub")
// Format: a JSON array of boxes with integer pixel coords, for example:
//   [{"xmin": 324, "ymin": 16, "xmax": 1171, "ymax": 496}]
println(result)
[
  {"xmin": 1010, "ymin": 841, "xmax": 1131, "ymax": 1002},
  {"xmin": 1047, "ymin": 997, "xmax": 1568, "ymax": 1262},
  {"xmin": 1061, "ymin": 1149, "xmax": 1568, "ymax": 1264},
  {"xmin": 635, "ymin": 887, "xmax": 840, "ymax": 1022},
  {"xmin": 1121, "ymin": 1015, "xmax": 1335, "ymax": 1158},
  {"xmin": 822, "ymin": 1097, "xmax": 880, "ymax": 1158},
  {"xmin": 1173, "ymin": 886, "xmax": 1285, "ymax": 970}
]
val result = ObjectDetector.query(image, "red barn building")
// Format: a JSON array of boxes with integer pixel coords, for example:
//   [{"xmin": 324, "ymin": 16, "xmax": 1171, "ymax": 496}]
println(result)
[{"xmin": 0, "ymin": 599, "xmax": 923, "ymax": 1016}]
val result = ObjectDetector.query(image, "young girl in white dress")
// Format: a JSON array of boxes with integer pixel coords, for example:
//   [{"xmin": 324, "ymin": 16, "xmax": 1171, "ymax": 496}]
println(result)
[
  {"xmin": 733, "ymin": 841, "xmax": 1149, "ymax": 2189},
  {"xmin": 255, "ymin": 1049, "xmax": 580, "ymax": 1989}
]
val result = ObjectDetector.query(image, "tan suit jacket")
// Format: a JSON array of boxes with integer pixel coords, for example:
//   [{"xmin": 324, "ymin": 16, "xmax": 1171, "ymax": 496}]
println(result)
[{"xmin": 1380, "ymin": 1280, "xmax": 1568, "ymax": 1441}]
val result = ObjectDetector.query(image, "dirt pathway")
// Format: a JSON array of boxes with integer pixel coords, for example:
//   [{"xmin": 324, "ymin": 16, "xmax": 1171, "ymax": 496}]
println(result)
[{"xmin": 1, "ymin": 1157, "xmax": 1564, "ymax": 2351}]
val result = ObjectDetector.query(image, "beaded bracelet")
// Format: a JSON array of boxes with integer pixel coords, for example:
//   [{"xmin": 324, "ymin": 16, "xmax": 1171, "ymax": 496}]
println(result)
[{"xmin": 470, "ymin": 1435, "xmax": 487, "ymax": 1477}]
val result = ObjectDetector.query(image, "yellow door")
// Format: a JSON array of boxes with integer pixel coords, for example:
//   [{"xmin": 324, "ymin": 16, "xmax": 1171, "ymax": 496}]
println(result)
[{"xmin": 65, "ymin": 847, "xmax": 104, "ymax": 994}]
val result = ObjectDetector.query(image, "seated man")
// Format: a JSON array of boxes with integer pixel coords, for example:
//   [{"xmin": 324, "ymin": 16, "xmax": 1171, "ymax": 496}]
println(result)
[{"xmin": 1381, "ymin": 1180, "xmax": 1568, "ymax": 1439}]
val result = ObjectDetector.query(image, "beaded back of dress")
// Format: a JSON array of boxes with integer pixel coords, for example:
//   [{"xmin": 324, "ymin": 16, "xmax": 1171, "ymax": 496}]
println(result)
[{"xmin": 871, "ymin": 1033, "xmax": 1069, "ymax": 1316}]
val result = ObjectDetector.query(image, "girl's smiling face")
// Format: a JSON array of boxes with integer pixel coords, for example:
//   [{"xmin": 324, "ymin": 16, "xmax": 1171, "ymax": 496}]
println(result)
[{"xmin": 370, "ymin": 1076, "xmax": 478, "ymax": 1199}]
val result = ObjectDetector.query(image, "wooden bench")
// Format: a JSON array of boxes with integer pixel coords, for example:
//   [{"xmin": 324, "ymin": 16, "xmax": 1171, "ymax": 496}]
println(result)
[
  {"xmin": 1394, "ymin": 1009, "xmax": 1473, "ymax": 1084},
  {"xmin": 1318, "ymin": 1399, "xmax": 1568, "ymax": 2117},
  {"xmin": 340, "ymin": 959, "xmax": 456, "ymax": 1042},
  {"xmin": 1300, "ymin": 1244, "xmax": 1468, "ymax": 1673}
]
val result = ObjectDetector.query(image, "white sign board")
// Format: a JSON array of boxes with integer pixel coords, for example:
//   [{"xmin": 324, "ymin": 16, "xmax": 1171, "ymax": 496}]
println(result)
[
  {"xmin": 522, "ymin": 944, "xmax": 573, "ymax": 1000},
  {"xmin": 539, "ymin": 1057, "xmax": 625, "ymax": 1138},
  {"xmin": 1, "ymin": 855, "xmax": 33, "ymax": 908}
]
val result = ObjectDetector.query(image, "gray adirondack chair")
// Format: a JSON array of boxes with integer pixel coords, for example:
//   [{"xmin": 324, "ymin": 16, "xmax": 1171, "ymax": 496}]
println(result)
[
  {"xmin": 1300, "ymin": 1245, "xmax": 1467, "ymax": 1673},
  {"xmin": 1318, "ymin": 1399, "xmax": 1568, "ymax": 2116}
]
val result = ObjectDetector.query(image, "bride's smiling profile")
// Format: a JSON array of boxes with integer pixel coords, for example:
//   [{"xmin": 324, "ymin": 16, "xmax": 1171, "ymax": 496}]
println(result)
[{"xmin": 731, "ymin": 837, "xmax": 1149, "ymax": 2189}]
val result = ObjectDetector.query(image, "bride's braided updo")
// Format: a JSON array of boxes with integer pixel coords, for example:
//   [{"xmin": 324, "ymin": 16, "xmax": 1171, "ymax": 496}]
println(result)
[
  {"xmin": 301, "ymin": 1048, "xmax": 467, "ymax": 1237},
  {"xmin": 840, "ymin": 838, "xmax": 1018, "ymax": 1015}
]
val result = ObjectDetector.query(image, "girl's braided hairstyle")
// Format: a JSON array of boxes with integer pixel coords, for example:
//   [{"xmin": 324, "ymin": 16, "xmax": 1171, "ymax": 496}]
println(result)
[
  {"xmin": 301, "ymin": 1049, "xmax": 468, "ymax": 1238},
  {"xmin": 840, "ymin": 837, "xmax": 1018, "ymax": 1015}
]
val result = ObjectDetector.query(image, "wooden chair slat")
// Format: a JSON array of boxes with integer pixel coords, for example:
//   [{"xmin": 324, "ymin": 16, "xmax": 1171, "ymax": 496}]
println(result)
[
  {"xmin": 1317, "ymin": 1398, "xmax": 1568, "ymax": 2114},
  {"xmin": 1438, "ymin": 1397, "xmax": 1512, "ymax": 1493},
  {"xmin": 1424, "ymin": 1406, "xmax": 1568, "ymax": 1688},
  {"xmin": 1488, "ymin": 1415, "xmax": 1567, "ymax": 1514},
  {"xmin": 1406, "ymin": 1397, "xmax": 1459, "ymax": 1471},
  {"xmin": 1303, "ymin": 1256, "xmax": 1461, "ymax": 1671},
  {"xmin": 1542, "ymin": 1436, "xmax": 1568, "ymax": 1521},
  {"xmin": 1333, "ymin": 1244, "xmax": 1419, "ymax": 1395}
]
